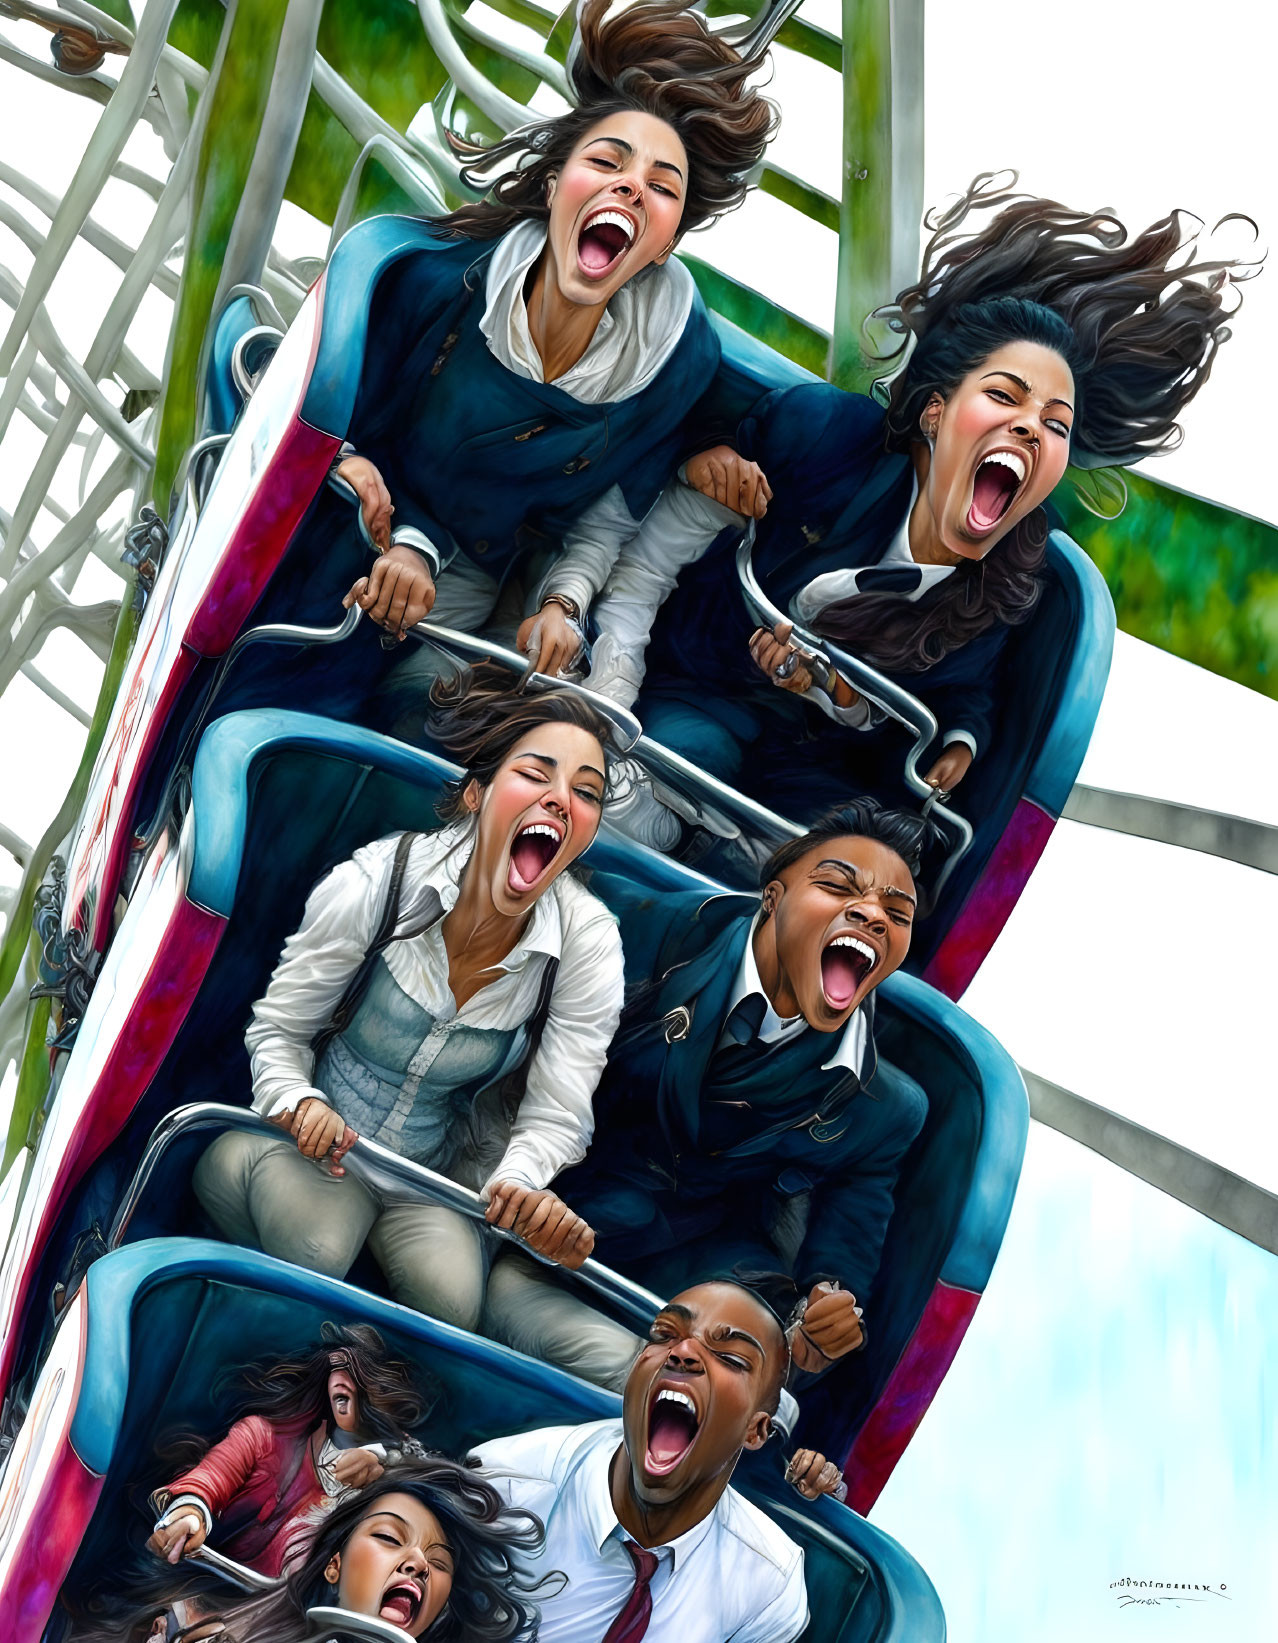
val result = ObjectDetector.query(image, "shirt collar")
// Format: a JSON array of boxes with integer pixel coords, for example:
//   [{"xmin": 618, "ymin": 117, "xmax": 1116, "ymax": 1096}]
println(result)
[
  {"xmin": 407, "ymin": 823, "xmax": 565, "ymax": 967},
  {"xmin": 584, "ymin": 1433, "xmax": 720, "ymax": 1572},
  {"xmin": 478, "ymin": 220, "xmax": 695, "ymax": 405},
  {"xmin": 729, "ymin": 914, "xmax": 868, "ymax": 1075},
  {"xmin": 879, "ymin": 476, "xmax": 955, "ymax": 597}
]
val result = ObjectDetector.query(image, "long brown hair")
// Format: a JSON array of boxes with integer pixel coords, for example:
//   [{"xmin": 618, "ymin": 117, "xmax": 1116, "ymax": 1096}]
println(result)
[
  {"xmin": 430, "ymin": 0, "xmax": 776, "ymax": 243},
  {"xmin": 426, "ymin": 663, "xmax": 622, "ymax": 820}
]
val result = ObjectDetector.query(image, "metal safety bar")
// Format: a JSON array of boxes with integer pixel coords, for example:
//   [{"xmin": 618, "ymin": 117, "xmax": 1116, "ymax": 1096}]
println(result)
[
  {"xmin": 109, "ymin": 1103, "xmax": 665, "ymax": 1336},
  {"xmin": 229, "ymin": 325, "xmax": 285, "ymax": 404},
  {"xmin": 328, "ymin": 465, "xmax": 803, "ymax": 849},
  {"xmin": 156, "ymin": 1541, "xmax": 411, "ymax": 1642},
  {"xmin": 734, "ymin": 528, "xmax": 975, "ymax": 894}
]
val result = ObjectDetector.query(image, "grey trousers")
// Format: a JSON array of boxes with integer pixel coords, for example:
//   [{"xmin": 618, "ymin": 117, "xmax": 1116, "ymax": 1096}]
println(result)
[
  {"xmin": 482, "ymin": 1250, "xmax": 643, "ymax": 1395},
  {"xmin": 194, "ymin": 1131, "xmax": 488, "ymax": 1330}
]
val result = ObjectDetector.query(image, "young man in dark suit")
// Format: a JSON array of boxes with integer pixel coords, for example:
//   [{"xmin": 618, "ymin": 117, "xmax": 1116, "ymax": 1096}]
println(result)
[{"xmin": 484, "ymin": 799, "xmax": 928, "ymax": 1391}]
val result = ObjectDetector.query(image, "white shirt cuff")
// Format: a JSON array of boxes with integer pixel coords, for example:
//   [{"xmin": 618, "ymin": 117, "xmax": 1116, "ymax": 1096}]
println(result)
[
  {"xmin": 942, "ymin": 728, "xmax": 978, "ymax": 757},
  {"xmin": 252, "ymin": 1085, "xmax": 325, "ymax": 1122},
  {"xmin": 157, "ymin": 1494, "xmax": 214, "ymax": 1537}
]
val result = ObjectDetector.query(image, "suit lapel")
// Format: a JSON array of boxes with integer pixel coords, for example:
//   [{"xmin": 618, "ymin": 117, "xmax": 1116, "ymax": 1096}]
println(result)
[{"xmin": 655, "ymin": 914, "xmax": 752, "ymax": 1149}]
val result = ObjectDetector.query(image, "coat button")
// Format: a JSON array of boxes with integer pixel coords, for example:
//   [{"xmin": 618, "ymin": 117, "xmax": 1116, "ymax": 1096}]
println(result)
[{"xmin": 473, "ymin": 539, "xmax": 488, "ymax": 555}]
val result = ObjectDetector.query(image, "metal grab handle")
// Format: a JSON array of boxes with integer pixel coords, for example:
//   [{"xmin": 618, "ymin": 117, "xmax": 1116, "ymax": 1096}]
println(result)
[
  {"xmin": 230, "ymin": 325, "xmax": 285, "ymax": 404},
  {"xmin": 110, "ymin": 1103, "xmax": 665, "ymax": 1336},
  {"xmin": 734, "ymin": 528, "xmax": 975, "ymax": 897},
  {"xmin": 735, "ymin": 528, "xmax": 939, "ymax": 799},
  {"xmin": 186, "ymin": 1542, "xmax": 281, "ymax": 1593}
]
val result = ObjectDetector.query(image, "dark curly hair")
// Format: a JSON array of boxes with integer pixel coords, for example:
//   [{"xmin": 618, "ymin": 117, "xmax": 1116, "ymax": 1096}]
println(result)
[
  {"xmin": 213, "ymin": 1461, "xmax": 551, "ymax": 1643},
  {"xmin": 814, "ymin": 172, "xmax": 1259, "ymax": 673},
  {"xmin": 430, "ymin": 0, "xmax": 777, "ymax": 242},
  {"xmin": 812, "ymin": 505, "xmax": 1049, "ymax": 674},
  {"xmin": 876, "ymin": 170, "xmax": 1257, "ymax": 468},
  {"xmin": 759, "ymin": 798, "xmax": 933, "ymax": 886},
  {"xmin": 214, "ymin": 1321, "xmax": 428, "ymax": 1444},
  {"xmin": 426, "ymin": 662, "xmax": 624, "ymax": 821}
]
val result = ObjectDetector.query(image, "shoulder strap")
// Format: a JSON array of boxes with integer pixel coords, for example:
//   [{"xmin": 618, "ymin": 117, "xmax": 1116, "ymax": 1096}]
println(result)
[
  {"xmin": 310, "ymin": 832, "xmax": 427, "ymax": 1061},
  {"xmin": 522, "ymin": 955, "xmax": 560, "ymax": 1063}
]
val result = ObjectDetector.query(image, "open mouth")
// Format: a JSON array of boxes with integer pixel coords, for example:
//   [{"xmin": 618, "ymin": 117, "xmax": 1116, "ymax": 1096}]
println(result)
[
  {"xmin": 820, "ymin": 934, "xmax": 877, "ymax": 1010},
  {"xmin": 507, "ymin": 820, "xmax": 563, "ymax": 895},
  {"xmin": 967, "ymin": 450, "xmax": 1026, "ymax": 535},
  {"xmin": 577, "ymin": 208, "xmax": 635, "ymax": 279},
  {"xmin": 379, "ymin": 1580, "xmax": 423, "ymax": 1630},
  {"xmin": 645, "ymin": 1385, "xmax": 701, "ymax": 1477}
]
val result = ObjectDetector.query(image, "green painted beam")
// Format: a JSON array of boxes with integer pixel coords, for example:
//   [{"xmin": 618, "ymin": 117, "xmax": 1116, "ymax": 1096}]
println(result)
[
  {"xmin": 680, "ymin": 253, "xmax": 830, "ymax": 378},
  {"xmin": 829, "ymin": 0, "xmax": 891, "ymax": 391},
  {"xmin": 1053, "ymin": 472, "xmax": 1278, "ymax": 701}
]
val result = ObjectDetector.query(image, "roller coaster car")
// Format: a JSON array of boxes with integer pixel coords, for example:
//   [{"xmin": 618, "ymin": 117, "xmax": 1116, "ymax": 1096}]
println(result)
[
  {"xmin": 1, "ymin": 710, "xmax": 1027, "ymax": 1522},
  {"xmin": 0, "ymin": 1240, "xmax": 946, "ymax": 1643},
  {"xmin": 58, "ymin": 215, "xmax": 1113, "ymax": 1009}
]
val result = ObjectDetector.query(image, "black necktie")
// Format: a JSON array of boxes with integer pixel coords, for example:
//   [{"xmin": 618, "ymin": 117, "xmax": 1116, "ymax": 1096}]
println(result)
[
  {"xmin": 853, "ymin": 563, "xmax": 924, "ymax": 594},
  {"xmin": 713, "ymin": 994, "xmax": 769, "ymax": 1072}
]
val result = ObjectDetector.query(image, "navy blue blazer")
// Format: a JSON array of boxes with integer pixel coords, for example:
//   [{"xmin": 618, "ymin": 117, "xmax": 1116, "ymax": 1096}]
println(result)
[
  {"xmin": 347, "ymin": 234, "xmax": 721, "ymax": 581},
  {"xmin": 571, "ymin": 874, "xmax": 927, "ymax": 1299},
  {"xmin": 648, "ymin": 383, "xmax": 1010, "ymax": 753}
]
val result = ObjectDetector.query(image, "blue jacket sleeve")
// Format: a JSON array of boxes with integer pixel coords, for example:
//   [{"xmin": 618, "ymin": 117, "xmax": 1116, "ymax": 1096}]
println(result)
[
  {"xmin": 797, "ymin": 1058, "xmax": 927, "ymax": 1299},
  {"xmin": 343, "ymin": 251, "xmax": 469, "ymax": 572},
  {"xmin": 919, "ymin": 624, "xmax": 1010, "ymax": 756},
  {"xmin": 737, "ymin": 383, "xmax": 887, "ymax": 506}
]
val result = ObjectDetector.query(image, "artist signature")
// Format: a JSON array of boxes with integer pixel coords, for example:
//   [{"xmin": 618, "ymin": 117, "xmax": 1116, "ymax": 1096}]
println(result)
[{"xmin": 1111, "ymin": 1577, "xmax": 1230, "ymax": 1609}]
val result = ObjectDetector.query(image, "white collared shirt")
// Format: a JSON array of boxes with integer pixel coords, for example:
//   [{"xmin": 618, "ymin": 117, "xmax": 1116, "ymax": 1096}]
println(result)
[
  {"xmin": 725, "ymin": 915, "xmax": 869, "ymax": 1074},
  {"xmin": 479, "ymin": 220, "xmax": 695, "ymax": 405},
  {"xmin": 792, "ymin": 477, "xmax": 954, "ymax": 620},
  {"xmin": 472, "ymin": 1420, "xmax": 808, "ymax": 1643},
  {"xmin": 473, "ymin": 221, "xmax": 699, "ymax": 628},
  {"xmin": 245, "ymin": 826, "xmax": 624, "ymax": 1191}
]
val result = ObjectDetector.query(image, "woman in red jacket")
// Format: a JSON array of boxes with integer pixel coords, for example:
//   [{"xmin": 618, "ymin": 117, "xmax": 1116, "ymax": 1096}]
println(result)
[{"xmin": 145, "ymin": 1323, "xmax": 428, "ymax": 1578}]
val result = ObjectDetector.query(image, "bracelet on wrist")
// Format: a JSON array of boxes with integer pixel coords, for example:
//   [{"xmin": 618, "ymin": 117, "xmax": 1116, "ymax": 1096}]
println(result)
[{"xmin": 540, "ymin": 593, "xmax": 581, "ymax": 622}]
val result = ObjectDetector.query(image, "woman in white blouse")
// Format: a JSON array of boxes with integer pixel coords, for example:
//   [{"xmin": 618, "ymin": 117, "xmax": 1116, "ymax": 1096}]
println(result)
[{"xmin": 194, "ymin": 669, "xmax": 625, "ymax": 1331}]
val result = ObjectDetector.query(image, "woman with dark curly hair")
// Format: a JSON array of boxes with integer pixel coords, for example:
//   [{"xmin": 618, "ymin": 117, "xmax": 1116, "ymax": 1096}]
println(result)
[
  {"xmin": 325, "ymin": 0, "xmax": 776, "ymax": 689},
  {"xmin": 145, "ymin": 1323, "xmax": 430, "ymax": 1578},
  {"xmin": 587, "ymin": 172, "xmax": 1256, "ymax": 822},
  {"xmin": 72, "ymin": 1460, "xmax": 552, "ymax": 1643},
  {"xmin": 193, "ymin": 669, "xmax": 626, "ymax": 1336}
]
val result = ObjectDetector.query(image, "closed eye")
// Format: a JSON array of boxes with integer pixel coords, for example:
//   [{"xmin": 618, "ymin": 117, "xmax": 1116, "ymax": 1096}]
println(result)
[
  {"xmin": 373, "ymin": 1532, "xmax": 402, "ymax": 1546},
  {"xmin": 715, "ymin": 1352, "xmax": 751, "ymax": 1371},
  {"xmin": 1046, "ymin": 419, "xmax": 1071, "ymax": 439},
  {"xmin": 574, "ymin": 785, "xmax": 604, "ymax": 806}
]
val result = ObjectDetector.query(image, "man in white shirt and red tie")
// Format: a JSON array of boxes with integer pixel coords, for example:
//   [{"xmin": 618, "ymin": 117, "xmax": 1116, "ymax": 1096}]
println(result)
[{"xmin": 471, "ymin": 1280, "xmax": 808, "ymax": 1642}]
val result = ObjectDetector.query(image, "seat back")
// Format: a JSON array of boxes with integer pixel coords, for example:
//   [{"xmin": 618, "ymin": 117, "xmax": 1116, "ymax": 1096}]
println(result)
[{"xmin": 55, "ymin": 1242, "xmax": 943, "ymax": 1643}]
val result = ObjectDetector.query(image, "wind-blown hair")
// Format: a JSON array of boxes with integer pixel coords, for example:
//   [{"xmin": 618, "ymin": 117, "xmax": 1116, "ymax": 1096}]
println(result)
[
  {"xmin": 431, "ymin": 0, "xmax": 776, "ymax": 242},
  {"xmin": 427, "ymin": 662, "xmax": 623, "ymax": 820},
  {"xmin": 876, "ymin": 170, "xmax": 1258, "ymax": 469},
  {"xmin": 72, "ymin": 1461, "xmax": 552, "ymax": 1643},
  {"xmin": 812, "ymin": 504, "xmax": 1049, "ymax": 674},
  {"xmin": 816, "ymin": 173, "xmax": 1258, "ymax": 672},
  {"xmin": 216, "ymin": 1322, "xmax": 427, "ymax": 1445}
]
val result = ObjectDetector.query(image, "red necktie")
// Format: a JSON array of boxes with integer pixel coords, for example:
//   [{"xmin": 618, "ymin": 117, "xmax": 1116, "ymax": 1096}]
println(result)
[{"xmin": 601, "ymin": 1540, "xmax": 661, "ymax": 1643}]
